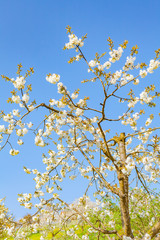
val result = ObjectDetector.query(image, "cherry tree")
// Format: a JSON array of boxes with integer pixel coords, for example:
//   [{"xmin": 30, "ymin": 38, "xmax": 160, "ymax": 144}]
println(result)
[{"xmin": 0, "ymin": 26, "xmax": 160, "ymax": 239}]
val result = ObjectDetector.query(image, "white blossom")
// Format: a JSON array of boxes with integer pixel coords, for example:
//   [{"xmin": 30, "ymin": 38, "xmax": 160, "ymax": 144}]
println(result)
[
  {"xmin": 9, "ymin": 149, "xmax": 19, "ymax": 156},
  {"xmin": 139, "ymin": 69, "xmax": 147, "ymax": 78},
  {"xmin": 12, "ymin": 95, "xmax": 21, "ymax": 103},
  {"xmin": 103, "ymin": 61, "xmax": 111, "ymax": 69},
  {"xmin": 89, "ymin": 60, "xmax": 97, "ymax": 67},
  {"xmin": 0, "ymin": 125, "xmax": 5, "ymax": 133},
  {"xmin": 13, "ymin": 76, "xmax": 26, "ymax": 90},
  {"xmin": 22, "ymin": 93, "xmax": 29, "ymax": 103},
  {"xmin": 46, "ymin": 74, "xmax": 60, "ymax": 84}
]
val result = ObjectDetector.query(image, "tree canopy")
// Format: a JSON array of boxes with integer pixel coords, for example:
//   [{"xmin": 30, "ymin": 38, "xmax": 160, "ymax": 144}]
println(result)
[{"xmin": 0, "ymin": 26, "xmax": 160, "ymax": 240}]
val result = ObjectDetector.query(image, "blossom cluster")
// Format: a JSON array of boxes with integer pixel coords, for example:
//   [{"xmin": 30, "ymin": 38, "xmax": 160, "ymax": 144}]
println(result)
[{"xmin": 65, "ymin": 34, "xmax": 84, "ymax": 49}]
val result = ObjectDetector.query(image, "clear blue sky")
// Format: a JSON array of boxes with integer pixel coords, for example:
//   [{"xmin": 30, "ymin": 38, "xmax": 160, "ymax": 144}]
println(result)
[{"xmin": 0, "ymin": 0, "xmax": 160, "ymax": 219}]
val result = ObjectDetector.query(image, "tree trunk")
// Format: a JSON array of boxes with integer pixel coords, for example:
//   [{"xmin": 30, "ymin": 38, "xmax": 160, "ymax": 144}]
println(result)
[{"xmin": 118, "ymin": 133, "xmax": 134, "ymax": 238}]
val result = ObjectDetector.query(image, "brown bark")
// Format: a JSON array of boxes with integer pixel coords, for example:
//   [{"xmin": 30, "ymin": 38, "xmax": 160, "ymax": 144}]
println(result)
[
  {"xmin": 141, "ymin": 220, "xmax": 160, "ymax": 239},
  {"xmin": 118, "ymin": 133, "xmax": 133, "ymax": 238},
  {"xmin": 155, "ymin": 233, "xmax": 160, "ymax": 240}
]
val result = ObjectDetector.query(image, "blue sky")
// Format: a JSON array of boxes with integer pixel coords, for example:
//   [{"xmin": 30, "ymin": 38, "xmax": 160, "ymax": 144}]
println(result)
[{"xmin": 0, "ymin": 0, "xmax": 160, "ymax": 219}]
